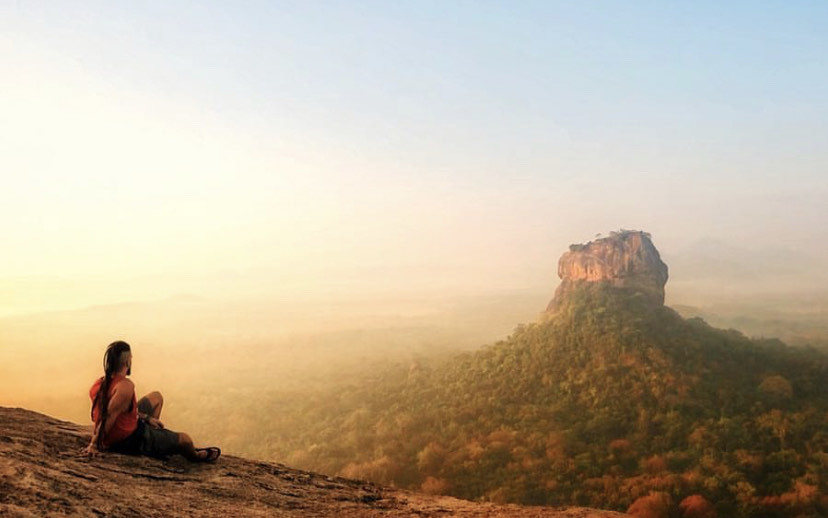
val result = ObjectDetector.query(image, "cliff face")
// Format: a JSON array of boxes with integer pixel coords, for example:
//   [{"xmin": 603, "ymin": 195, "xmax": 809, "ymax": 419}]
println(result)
[
  {"xmin": 548, "ymin": 231, "xmax": 668, "ymax": 312},
  {"xmin": 0, "ymin": 407, "xmax": 628, "ymax": 517}
]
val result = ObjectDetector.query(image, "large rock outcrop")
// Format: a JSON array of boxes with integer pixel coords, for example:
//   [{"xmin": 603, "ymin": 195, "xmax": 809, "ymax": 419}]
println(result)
[
  {"xmin": 547, "ymin": 230, "xmax": 668, "ymax": 312},
  {"xmin": 0, "ymin": 407, "xmax": 629, "ymax": 517}
]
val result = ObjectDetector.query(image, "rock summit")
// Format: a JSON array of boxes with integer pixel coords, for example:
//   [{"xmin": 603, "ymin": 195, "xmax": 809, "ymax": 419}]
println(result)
[{"xmin": 547, "ymin": 230, "xmax": 668, "ymax": 312}]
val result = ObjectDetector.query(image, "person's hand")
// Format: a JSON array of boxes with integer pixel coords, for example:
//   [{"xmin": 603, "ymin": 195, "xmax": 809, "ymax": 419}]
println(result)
[
  {"xmin": 146, "ymin": 416, "xmax": 165, "ymax": 429},
  {"xmin": 82, "ymin": 442, "xmax": 100, "ymax": 458}
]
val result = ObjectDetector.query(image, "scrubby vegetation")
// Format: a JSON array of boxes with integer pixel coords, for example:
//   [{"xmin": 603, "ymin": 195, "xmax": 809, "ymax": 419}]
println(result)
[{"xmin": 255, "ymin": 283, "xmax": 828, "ymax": 517}]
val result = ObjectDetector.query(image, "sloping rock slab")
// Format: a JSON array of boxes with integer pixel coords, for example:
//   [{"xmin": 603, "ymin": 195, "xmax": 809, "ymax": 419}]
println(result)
[{"xmin": 0, "ymin": 407, "xmax": 628, "ymax": 517}]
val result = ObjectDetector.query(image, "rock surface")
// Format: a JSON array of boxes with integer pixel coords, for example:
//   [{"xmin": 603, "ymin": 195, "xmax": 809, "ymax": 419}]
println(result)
[
  {"xmin": 548, "ymin": 230, "xmax": 668, "ymax": 312},
  {"xmin": 0, "ymin": 407, "xmax": 629, "ymax": 517}
]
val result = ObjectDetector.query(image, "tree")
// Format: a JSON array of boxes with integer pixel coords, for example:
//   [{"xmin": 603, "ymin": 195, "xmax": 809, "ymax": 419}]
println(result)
[
  {"xmin": 679, "ymin": 494, "xmax": 716, "ymax": 518},
  {"xmin": 417, "ymin": 442, "xmax": 447, "ymax": 474},
  {"xmin": 627, "ymin": 492, "xmax": 672, "ymax": 518},
  {"xmin": 420, "ymin": 476, "xmax": 451, "ymax": 495},
  {"xmin": 758, "ymin": 375, "xmax": 794, "ymax": 407},
  {"xmin": 757, "ymin": 410, "xmax": 791, "ymax": 450}
]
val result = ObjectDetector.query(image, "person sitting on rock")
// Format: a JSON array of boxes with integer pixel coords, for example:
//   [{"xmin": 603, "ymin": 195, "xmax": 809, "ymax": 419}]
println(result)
[{"xmin": 83, "ymin": 340, "xmax": 221, "ymax": 462}]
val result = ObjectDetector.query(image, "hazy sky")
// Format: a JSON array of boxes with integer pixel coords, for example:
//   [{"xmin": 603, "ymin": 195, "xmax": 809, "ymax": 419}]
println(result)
[{"xmin": 2, "ymin": 1, "xmax": 827, "ymax": 315}]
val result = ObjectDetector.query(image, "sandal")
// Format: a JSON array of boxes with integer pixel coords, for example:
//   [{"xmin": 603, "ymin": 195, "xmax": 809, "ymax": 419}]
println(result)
[{"xmin": 195, "ymin": 447, "xmax": 221, "ymax": 463}]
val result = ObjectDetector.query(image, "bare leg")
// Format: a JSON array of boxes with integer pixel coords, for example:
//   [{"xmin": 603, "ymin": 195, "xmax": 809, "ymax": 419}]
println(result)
[{"xmin": 137, "ymin": 391, "xmax": 164, "ymax": 419}]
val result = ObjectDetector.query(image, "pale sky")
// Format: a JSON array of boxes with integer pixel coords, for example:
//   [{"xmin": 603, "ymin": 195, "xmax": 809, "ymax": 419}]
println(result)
[{"xmin": 2, "ymin": 1, "xmax": 827, "ymax": 315}]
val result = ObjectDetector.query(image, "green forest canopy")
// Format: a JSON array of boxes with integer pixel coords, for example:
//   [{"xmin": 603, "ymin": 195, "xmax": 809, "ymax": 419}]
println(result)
[{"xmin": 221, "ymin": 284, "xmax": 828, "ymax": 518}]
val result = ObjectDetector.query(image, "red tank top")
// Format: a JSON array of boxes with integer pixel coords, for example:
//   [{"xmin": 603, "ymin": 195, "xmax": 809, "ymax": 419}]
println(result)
[{"xmin": 89, "ymin": 374, "xmax": 138, "ymax": 448}]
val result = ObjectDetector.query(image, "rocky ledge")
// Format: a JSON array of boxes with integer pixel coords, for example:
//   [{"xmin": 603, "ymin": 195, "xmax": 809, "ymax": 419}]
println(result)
[
  {"xmin": 548, "ymin": 230, "xmax": 668, "ymax": 312},
  {"xmin": 0, "ymin": 407, "xmax": 628, "ymax": 517}
]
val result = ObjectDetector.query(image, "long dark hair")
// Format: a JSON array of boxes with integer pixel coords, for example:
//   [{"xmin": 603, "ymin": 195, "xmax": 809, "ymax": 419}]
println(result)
[{"xmin": 91, "ymin": 340, "xmax": 131, "ymax": 449}]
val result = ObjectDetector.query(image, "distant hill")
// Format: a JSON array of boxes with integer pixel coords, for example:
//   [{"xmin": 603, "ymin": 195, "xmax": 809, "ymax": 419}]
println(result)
[
  {"xmin": 0, "ymin": 407, "xmax": 626, "ymax": 517},
  {"xmin": 0, "ymin": 287, "xmax": 546, "ymax": 427},
  {"xmin": 262, "ymin": 232, "xmax": 828, "ymax": 518},
  {"xmin": 672, "ymin": 303, "xmax": 828, "ymax": 350}
]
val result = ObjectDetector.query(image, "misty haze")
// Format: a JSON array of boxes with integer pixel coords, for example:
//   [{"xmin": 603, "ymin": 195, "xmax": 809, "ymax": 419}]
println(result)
[{"xmin": 2, "ymin": 3, "xmax": 828, "ymax": 518}]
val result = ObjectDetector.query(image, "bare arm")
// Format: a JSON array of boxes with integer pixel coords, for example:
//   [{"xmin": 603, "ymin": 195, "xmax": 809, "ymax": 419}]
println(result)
[{"xmin": 84, "ymin": 379, "xmax": 134, "ymax": 455}]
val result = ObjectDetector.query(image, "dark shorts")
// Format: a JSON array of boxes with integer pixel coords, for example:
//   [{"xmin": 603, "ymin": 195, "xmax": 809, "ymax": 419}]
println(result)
[{"xmin": 109, "ymin": 401, "xmax": 180, "ymax": 458}]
